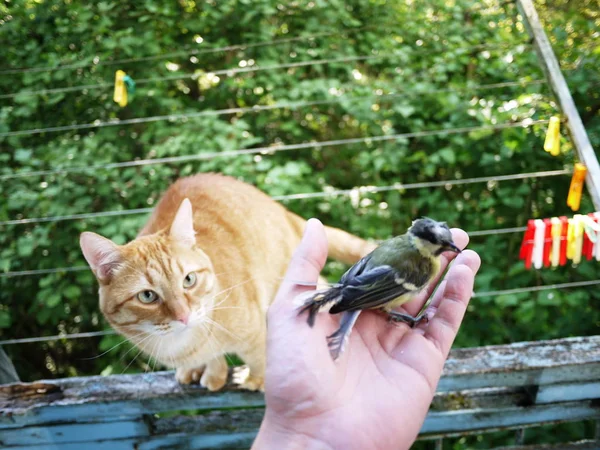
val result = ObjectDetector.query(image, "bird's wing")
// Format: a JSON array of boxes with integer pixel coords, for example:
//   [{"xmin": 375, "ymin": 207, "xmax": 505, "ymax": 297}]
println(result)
[
  {"xmin": 329, "ymin": 260, "xmax": 432, "ymax": 313},
  {"xmin": 338, "ymin": 253, "xmax": 371, "ymax": 284}
]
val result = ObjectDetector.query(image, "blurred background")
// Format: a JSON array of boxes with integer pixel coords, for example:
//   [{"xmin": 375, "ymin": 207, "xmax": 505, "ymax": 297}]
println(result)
[{"xmin": 0, "ymin": 0, "xmax": 599, "ymax": 446}]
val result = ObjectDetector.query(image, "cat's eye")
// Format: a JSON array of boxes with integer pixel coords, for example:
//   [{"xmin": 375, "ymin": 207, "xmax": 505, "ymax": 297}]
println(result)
[
  {"xmin": 183, "ymin": 272, "xmax": 197, "ymax": 288},
  {"xmin": 137, "ymin": 290, "xmax": 158, "ymax": 304}
]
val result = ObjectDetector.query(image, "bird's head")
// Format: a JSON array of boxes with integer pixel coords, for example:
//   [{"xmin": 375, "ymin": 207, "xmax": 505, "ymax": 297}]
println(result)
[{"xmin": 408, "ymin": 217, "xmax": 461, "ymax": 255}]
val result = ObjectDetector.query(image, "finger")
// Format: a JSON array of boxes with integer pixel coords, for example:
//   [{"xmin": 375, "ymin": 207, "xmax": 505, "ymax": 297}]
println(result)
[
  {"xmin": 401, "ymin": 228, "xmax": 470, "ymax": 317},
  {"xmin": 423, "ymin": 249, "xmax": 481, "ymax": 357},
  {"xmin": 269, "ymin": 218, "xmax": 328, "ymax": 316},
  {"xmin": 427, "ymin": 250, "xmax": 479, "ymax": 310}
]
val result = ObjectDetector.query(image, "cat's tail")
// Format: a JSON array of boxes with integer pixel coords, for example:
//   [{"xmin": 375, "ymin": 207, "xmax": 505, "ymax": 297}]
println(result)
[
  {"xmin": 286, "ymin": 212, "xmax": 376, "ymax": 265},
  {"xmin": 297, "ymin": 287, "xmax": 342, "ymax": 327},
  {"xmin": 323, "ymin": 225, "xmax": 377, "ymax": 264}
]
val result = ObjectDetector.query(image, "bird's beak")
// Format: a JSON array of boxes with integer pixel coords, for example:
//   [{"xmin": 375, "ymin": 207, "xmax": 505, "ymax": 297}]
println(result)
[{"xmin": 445, "ymin": 242, "xmax": 462, "ymax": 253}]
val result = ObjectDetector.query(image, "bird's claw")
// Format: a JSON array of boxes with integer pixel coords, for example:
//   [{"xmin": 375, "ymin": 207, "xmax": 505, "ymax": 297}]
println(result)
[{"xmin": 386, "ymin": 310, "xmax": 429, "ymax": 328}]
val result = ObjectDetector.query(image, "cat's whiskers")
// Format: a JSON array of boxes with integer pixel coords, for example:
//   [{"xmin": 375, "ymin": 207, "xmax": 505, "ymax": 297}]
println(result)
[
  {"xmin": 145, "ymin": 330, "xmax": 163, "ymax": 373},
  {"xmin": 121, "ymin": 329, "xmax": 162, "ymax": 374},
  {"xmin": 199, "ymin": 319, "xmax": 226, "ymax": 361},
  {"xmin": 119, "ymin": 328, "xmax": 159, "ymax": 365},
  {"xmin": 81, "ymin": 329, "xmax": 147, "ymax": 360},
  {"xmin": 151, "ymin": 339, "xmax": 164, "ymax": 373},
  {"xmin": 204, "ymin": 316, "xmax": 241, "ymax": 342}
]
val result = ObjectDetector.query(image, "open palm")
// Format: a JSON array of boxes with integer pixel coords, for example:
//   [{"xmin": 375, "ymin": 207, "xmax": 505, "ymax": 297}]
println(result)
[{"xmin": 253, "ymin": 219, "xmax": 481, "ymax": 450}]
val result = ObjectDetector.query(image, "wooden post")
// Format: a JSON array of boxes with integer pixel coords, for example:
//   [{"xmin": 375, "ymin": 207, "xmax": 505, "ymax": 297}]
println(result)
[{"xmin": 516, "ymin": 0, "xmax": 600, "ymax": 210}]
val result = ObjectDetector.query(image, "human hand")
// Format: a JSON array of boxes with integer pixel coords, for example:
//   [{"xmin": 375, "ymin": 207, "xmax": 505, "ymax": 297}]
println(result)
[{"xmin": 252, "ymin": 219, "xmax": 481, "ymax": 450}]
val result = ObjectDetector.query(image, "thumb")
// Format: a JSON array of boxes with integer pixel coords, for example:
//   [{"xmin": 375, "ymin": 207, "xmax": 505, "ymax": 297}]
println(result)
[{"xmin": 270, "ymin": 218, "xmax": 328, "ymax": 314}]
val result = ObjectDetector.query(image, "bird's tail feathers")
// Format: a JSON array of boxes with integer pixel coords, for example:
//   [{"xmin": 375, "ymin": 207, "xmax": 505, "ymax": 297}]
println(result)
[
  {"xmin": 327, "ymin": 310, "xmax": 361, "ymax": 360},
  {"xmin": 297, "ymin": 287, "xmax": 342, "ymax": 327}
]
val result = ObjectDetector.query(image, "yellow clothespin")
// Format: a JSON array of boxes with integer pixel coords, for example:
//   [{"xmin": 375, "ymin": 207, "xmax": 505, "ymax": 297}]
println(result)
[
  {"xmin": 543, "ymin": 116, "xmax": 561, "ymax": 156},
  {"xmin": 567, "ymin": 163, "xmax": 587, "ymax": 211},
  {"xmin": 572, "ymin": 214, "xmax": 584, "ymax": 264},
  {"xmin": 114, "ymin": 70, "xmax": 128, "ymax": 107},
  {"xmin": 566, "ymin": 217, "xmax": 576, "ymax": 261},
  {"xmin": 550, "ymin": 217, "xmax": 561, "ymax": 267}
]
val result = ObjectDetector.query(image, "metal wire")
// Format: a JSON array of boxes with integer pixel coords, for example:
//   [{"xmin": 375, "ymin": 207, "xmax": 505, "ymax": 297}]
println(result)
[
  {"xmin": 0, "ymin": 266, "xmax": 89, "ymax": 278},
  {"xmin": 0, "ymin": 79, "xmax": 547, "ymax": 138},
  {"xmin": 0, "ymin": 168, "xmax": 566, "ymax": 227},
  {"xmin": 0, "ymin": 119, "xmax": 550, "ymax": 182},
  {"xmin": 0, "ymin": 28, "xmax": 369, "ymax": 75},
  {"xmin": 0, "ymin": 330, "xmax": 115, "ymax": 345},
  {"xmin": 0, "ymin": 225, "xmax": 531, "ymax": 278},
  {"xmin": 0, "ymin": 42, "xmax": 524, "ymax": 100},
  {"xmin": 473, "ymin": 279, "xmax": 600, "ymax": 298},
  {"xmin": 2, "ymin": 278, "xmax": 598, "ymax": 345}
]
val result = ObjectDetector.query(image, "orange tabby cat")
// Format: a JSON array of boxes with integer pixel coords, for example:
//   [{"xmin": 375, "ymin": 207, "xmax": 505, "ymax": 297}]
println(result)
[{"xmin": 80, "ymin": 173, "xmax": 374, "ymax": 391}]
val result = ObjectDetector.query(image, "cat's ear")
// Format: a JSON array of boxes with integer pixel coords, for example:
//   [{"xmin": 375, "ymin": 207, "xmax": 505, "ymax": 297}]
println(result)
[
  {"xmin": 170, "ymin": 198, "xmax": 196, "ymax": 247},
  {"xmin": 79, "ymin": 232, "xmax": 122, "ymax": 282}
]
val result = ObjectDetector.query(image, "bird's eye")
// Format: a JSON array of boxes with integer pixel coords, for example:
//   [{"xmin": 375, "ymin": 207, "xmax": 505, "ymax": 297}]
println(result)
[
  {"xmin": 137, "ymin": 290, "xmax": 158, "ymax": 304},
  {"xmin": 183, "ymin": 272, "xmax": 197, "ymax": 288}
]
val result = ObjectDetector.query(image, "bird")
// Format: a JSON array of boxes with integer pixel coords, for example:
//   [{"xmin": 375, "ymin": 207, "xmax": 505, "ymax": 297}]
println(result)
[{"xmin": 298, "ymin": 217, "xmax": 461, "ymax": 360}]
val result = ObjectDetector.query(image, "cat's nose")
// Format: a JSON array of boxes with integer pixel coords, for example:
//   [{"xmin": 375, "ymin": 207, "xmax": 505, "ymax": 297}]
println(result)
[{"xmin": 177, "ymin": 314, "xmax": 189, "ymax": 325}]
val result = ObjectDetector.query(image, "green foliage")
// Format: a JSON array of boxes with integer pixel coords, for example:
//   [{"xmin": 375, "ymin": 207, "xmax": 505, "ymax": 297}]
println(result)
[{"xmin": 0, "ymin": 0, "xmax": 598, "ymax": 421}]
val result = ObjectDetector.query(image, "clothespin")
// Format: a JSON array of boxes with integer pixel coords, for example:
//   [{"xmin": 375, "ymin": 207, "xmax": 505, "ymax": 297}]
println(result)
[
  {"xmin": 582, "ymin": 213, "xmax": 600, "ymax": 261},
  {"xmin": 566, "ymin": 217, "xmax": 575, "ymax": 261},
  {"xmin": 594, "ymin": 212, "xmax": 600, "ymax": 261},
  {"xmin": 532, "ymin": 219, "xmax": 546, "ymax": 269},
  {"xmin": 572, "ymin": 215, "xmax": 584, "ymax": 264},
  {"xmin": 519, "ymin": 220, "xmax": 536, "ymax": 269},
  {"xmin": 550, "ymin": 217, "xmax": 561, "ymax": 267},
  {"xmin": 543, "ymin": 116, "xmax": 561, "ymax": 156},
  {"xmin": 567, "ymin": 163, "xmax": 587, "ymax": 211},
  {"xmin": 123, "ymin": 75, "xmax": 136, "ymax": 96},
  {"xmin": 542, "ymin": 218, "xmax": 552, "ymax": 267},
  {"xmin": 113, "ymin": 70, "xmax": 135, "ymax": 107},
  {"xmin": 559, "ymin": 216, "xmax": 569, "ymax": 265}
]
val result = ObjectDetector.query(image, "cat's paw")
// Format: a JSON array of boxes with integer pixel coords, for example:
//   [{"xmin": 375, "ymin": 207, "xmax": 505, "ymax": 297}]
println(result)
[
  {"xmin": 200, "ymin": 370, "xmax": 228, "ymax": 391},
  {"xmin": 175, "ymin": 366, "xmax": 205, "ymax": 384},
  {"xmin": 232, "ymin": 366, "xmax": 265, "ymax": 392},
  {"xmin": 199, "ymin": 357, "xmax": 228, "ymax": 391}
]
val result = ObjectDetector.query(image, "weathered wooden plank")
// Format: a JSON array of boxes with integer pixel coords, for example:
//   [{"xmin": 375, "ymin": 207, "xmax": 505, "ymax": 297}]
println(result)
[
  {"xmin": 535, "ymin": 381, "xmax": 600, "ymax": 404},
  {"xmin": 2, "ymin": 401, "xmax": 598, "ymax": 450},
  {"xmin": 438, "ymin": 336, "xmax": 600, "ymax": 392},
  {"xmin": 3, "ymin": 440, "xmax": 136, "ymax": 450},
  {"xmin": 0, "ymin": 373, "xmax": 264, "ymax": 429},
  {"xmin": 516, "ymin": 0, "xmax": 600, "ymax": 209},
  {"xmin": 421, "ymin": 400, "xmax": 600, "ymax": 436},
  {"xmin": 1, "ymin": 336, "xmax": 598, "ymax": 430},
  {"xmin": 0, "ymin": 419, "xmax": 148, "ymax": 446},
  {"xmin": 492, "ymin": 440, "xmax": 600, "ymax": 450}
]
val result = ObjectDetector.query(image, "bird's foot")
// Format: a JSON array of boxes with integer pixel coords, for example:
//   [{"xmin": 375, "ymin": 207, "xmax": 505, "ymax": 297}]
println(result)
[{"xmin": 386, "ymin": 310, "xmax": 429, "ymax": 328}]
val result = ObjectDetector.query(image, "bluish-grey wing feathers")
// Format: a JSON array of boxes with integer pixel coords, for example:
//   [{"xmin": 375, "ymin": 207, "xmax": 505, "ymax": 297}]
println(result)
[{"xmin": 328, "ymin": 254, "xmax": 433, "ymax": 314}]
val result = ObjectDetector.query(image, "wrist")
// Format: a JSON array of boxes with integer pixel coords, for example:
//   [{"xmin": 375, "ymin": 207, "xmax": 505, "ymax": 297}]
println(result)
[{"xmin": 252, "ymin": 410, "xmax": 335, "ymax": 450}]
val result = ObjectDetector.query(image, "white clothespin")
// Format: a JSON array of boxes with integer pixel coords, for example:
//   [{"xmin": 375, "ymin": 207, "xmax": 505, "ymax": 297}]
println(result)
[
  {"xmin": 550, "ymin": 217, "xmax": 561, "ymax": 268},
  {"xmin": 572, "ymin": 215, "xmax": 584, "ymax": 264},
  {"xmin": 532, "ymin": 219, "xmax": 545, "ymax": 269}
]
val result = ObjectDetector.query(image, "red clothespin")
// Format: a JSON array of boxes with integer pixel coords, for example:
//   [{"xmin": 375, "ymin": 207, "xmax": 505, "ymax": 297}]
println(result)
[
  {"xmin": 559, "ymin": 216, "xmax": 569, "ymax": 266},
  {"xmin": 542, "ymin": 218, "xmax": 552, "ymax": 267},
  {"xmin": 583, "ymin": 221, "xmax": 593, "ymax": 261},
  {"xmin": 520, "ymin": 220, "xmax": 536, "ymax": 269},
  {"xmin": 583, "ymin": 213, "xmax": 598, "ymax": 260}
]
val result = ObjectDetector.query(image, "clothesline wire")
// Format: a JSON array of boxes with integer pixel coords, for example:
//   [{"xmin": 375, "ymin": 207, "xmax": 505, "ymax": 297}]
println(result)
[
  {"xmin": 0, "ymin": 225, "xmax": 531, "ymax": 279},
  {"xmin": 0, "ymin": 42, "xmax": 526, "ymax": 100},
  {"xmin": 0, "ymin": 167, "xmax": 568, "ymax": 227},
  {"xmin": 1, "ymin": 79, "xmax": 547, "ymax": 138},
  {"xmin": 0, "ymin": 28, "xmax": 372, "ymax": 76},
  {"xmin": 0, "ymin": 3, "xmax": 516, "ymax": 77},
  {"xmin": 2, "ymin": 278, "xmax": 598, "ymax": 345},
  {"xmin": 0, "ymin": 119, "xmax": 551, "ymax": 182}
]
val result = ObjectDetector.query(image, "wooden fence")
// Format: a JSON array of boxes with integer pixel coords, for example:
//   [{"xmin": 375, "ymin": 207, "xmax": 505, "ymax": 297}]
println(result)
[{"xmin": 1, "ymin": 335, "xmax": 599, "ymax": 449}]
